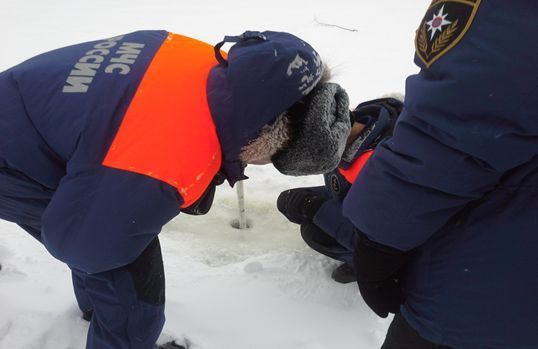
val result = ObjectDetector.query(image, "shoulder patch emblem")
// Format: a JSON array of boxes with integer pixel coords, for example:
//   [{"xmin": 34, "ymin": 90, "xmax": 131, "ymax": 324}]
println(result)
[{"xmin": 415, "ymin": 0, "xmax": 481, "ymax": 68}]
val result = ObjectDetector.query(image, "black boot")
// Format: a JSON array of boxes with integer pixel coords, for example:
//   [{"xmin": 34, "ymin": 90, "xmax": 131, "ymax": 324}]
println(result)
[
  {"xmin": 331, "ymin": 263, "xmax": 356, "ymax": 284},
  {"xmin": 158, "ymin": 341, "xmax": 186, "ymax": 349}
]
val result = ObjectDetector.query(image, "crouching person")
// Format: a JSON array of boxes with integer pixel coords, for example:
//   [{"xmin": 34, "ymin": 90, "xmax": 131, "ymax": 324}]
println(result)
[
  {"xmin": 0, "ymin": 30, "xmax": 350, "ymax": 349},
  {"xmin": 275, "ymin": 98, "xmax": 402, "ymax": 283}
]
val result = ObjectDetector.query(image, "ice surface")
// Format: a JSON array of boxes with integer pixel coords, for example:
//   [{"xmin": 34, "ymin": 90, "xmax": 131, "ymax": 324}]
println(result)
[{"xmin": 0, "ymin": 1, "xmax": 429, "ymax": 348}]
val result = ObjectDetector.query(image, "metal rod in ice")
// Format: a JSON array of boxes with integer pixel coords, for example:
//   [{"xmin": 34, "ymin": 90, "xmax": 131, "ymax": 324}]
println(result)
[{"xmin": 236, "ymin": 180, "xmax": 248, "ymax": 229}]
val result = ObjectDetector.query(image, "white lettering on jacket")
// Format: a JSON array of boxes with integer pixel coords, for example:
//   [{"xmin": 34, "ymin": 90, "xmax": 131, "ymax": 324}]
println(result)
[{"xmin": 62, "ymin": 36, "xmax": 146, "ymax": 93}]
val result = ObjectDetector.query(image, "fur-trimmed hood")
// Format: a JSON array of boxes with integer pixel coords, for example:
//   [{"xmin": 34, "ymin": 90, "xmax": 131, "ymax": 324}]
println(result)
[{"xmin": 207, "ymin": 31, "xmax": 324, "ymax": 185}]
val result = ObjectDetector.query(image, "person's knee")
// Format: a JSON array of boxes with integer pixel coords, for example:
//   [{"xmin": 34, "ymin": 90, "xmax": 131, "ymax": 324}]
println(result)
[
  {"xmin": 301, "ymin": 222, "xmax": 337, "ymax": 246},
  {"xmin": 125, "ymin": 237, "xmax": 165, "ymax": 306},
  {"xmin": 277, "ymin": 188, "xmax": 326, "ymax": 224}
]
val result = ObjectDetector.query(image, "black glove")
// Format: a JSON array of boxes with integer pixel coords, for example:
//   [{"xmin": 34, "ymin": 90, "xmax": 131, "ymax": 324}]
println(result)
[
  {"xmin": 277, "ymin": 188, "xmax": 326, "ymax": 224},
  {"xmin": 353, "ymin": 230, "xmax": 412, "ymax": 318},
  {"xmin": 182, "ymin": 172, "xmax": 225, "ymax": 215}
]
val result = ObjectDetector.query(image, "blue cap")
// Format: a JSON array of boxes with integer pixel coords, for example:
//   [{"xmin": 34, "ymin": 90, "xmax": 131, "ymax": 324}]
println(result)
[{"xmin": 207, "ymin": 30, "xmax": 323, "ymax": 184}]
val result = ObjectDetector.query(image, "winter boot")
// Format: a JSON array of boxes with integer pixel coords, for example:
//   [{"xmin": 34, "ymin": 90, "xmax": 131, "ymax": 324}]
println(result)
[
  {"xmin": 331, "ymin": 263, "xmax": 356, "ymax": 284},
  {"xmin": 158, "ymin": 341, "xmax": 186, "ymax": 349}
]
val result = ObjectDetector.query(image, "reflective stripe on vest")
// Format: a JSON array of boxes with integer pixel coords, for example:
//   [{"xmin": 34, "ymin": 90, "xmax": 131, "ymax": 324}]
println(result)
[
  {"xmin": 338, "ymin": 150, "xmax": 374, "ymax": 183},
  {"xmin": 103, "ymin": 33, "xmax": 222, "ymax": 208}
]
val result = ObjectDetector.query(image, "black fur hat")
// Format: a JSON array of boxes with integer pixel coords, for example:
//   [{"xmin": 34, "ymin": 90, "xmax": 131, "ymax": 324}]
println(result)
[{"xmin": 271, "ymin": 83, "xmax": 351, "ymax": 176}]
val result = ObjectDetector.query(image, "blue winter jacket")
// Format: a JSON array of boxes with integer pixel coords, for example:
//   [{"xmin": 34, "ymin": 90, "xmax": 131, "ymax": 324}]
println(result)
[
  {"xmin": 343, "ymin": 1, "xmax": 538, "ymax": 348},
  {"xmin": 0, "ymin": 31, "xmax": 185, "ymax": 274}
]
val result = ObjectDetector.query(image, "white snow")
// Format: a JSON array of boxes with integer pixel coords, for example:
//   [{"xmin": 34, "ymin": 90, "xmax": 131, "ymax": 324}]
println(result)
[{"xmin": 0, "ymin": 1, "xmax": 429, "ymax": 348}]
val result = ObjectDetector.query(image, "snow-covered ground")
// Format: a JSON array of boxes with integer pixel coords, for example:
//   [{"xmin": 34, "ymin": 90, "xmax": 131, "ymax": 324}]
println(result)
[{"xmin": 0, "ymin": 1, "xmax": 429, "ymax": 348}]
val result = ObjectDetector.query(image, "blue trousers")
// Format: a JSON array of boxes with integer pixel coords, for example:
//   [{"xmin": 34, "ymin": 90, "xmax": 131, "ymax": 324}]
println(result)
[
  {"xmin": 382, "ymin": 314, "xmax": 453, "ymax": 349},
  {"xmin": 0, "ymin": 164, "xmax": 165, "ymax": 349},
  {"xmin": 281, "ymin": 186, "xmax": 357, "ymax": 264}
]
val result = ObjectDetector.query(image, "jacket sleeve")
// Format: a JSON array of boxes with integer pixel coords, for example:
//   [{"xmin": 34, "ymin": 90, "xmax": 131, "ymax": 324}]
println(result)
[
  {"xmin": 342, "ymin": 3, "xmax": 538, "ymax": 251},
  {"xmin": 41, "ymin": 166, "xmax": 181, "ymax": 274}
]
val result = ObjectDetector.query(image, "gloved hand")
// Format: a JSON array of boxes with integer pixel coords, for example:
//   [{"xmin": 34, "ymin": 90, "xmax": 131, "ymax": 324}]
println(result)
[
  {"xmin": 349, "ymin": 97, "xmax": 403, "ymax": 151},
  {"xmin": 277, "ymin": 188, "xmax": 326, "ymax": 225},
  {"xmin": 351, "ymin": 97, "xmax": 403, "ymax": 128},
  {"xmin": 353, "ymin": 230, "xmax": 412, "ymax": 318},
  {"xmin": 339, "ymin": 97, "xmax": 403, "ymax": 168}
]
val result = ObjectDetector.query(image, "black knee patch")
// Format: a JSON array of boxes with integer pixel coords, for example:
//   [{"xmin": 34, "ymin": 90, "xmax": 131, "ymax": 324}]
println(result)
[
  {"xmin": 300, "ymin": 223, "xmax": 350, "ymax": 261},
  {"xmin": 126, "ymin": 237, "xmax": 165, "ymax": 305},
  {"xmin": 301, "ymin": 222, "xmax": 338, "ymax": 246}
]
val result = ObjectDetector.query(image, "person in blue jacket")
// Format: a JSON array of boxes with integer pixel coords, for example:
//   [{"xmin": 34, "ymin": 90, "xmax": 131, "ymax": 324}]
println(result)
[
  {"xmin": 276, "ymin": 97, "xmax": 403, "ymax": 283},
  {"xmin": 0, "ymin": 30, "xmax": 352, "ymax": 349},
  {"xmin": 343, "ymin": 1, "xmax": 538, "ymax": 348}
]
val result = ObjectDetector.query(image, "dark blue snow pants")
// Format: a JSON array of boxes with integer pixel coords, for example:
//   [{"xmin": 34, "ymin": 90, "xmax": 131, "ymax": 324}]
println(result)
[
  {"xmin": 0, "ymin": 164, "xmax": 165, "ymax": 349},
  {"xmin": 382, "ymin": 314, "xmax": 453, "ymax": 349}
]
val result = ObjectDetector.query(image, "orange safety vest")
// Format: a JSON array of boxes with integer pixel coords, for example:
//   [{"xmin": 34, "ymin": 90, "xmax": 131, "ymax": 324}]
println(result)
[
  {"xmin": 338, "ymin": 150, "xmax": 373, "ymax": 183},
  {"xmin": 103, "ymin": 33, "xmax": 222, "ymax": 208}
]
